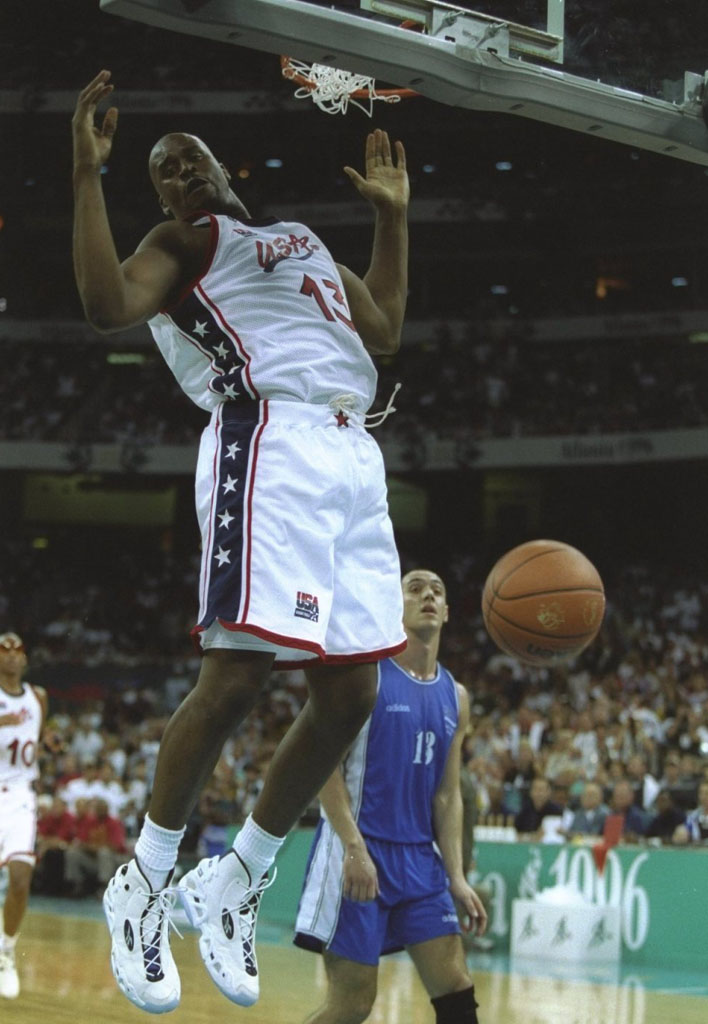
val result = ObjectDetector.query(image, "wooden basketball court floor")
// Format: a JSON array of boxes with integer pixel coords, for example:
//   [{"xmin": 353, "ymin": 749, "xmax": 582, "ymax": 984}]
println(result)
[{"xmin": 2, "ymin": 900, "xmax": 708, "ymax": 1024}]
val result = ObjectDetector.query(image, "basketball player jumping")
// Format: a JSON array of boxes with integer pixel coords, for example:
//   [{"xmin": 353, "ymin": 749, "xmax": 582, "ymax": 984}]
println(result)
[
  {"xmin": 0, "ymin": 633, "xmax": 53, "ymax": 1000},
  {"xmin": 72, "ymin": 70, "xmax": 409, "ymax": 1013},
  {"xmin": 295, "ymin": 570, "xmax": 486, "ymax": 1024}
]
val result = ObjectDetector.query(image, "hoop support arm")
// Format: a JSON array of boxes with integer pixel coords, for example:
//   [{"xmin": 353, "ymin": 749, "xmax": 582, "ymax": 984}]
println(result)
[{"xmin": 101, "ymin": 0, "xmax": 708, "ymax": 164}]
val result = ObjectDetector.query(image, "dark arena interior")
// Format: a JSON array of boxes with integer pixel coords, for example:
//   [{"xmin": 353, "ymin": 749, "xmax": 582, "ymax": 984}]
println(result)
[{"xmin": 1, "ymin": 2, "xmax": 708, "ymax": 1021}]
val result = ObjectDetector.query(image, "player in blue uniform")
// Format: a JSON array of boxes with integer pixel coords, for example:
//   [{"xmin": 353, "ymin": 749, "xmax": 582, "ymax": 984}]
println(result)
[{"xmin": 295, "ymin": 570, "xmax": 487, "ymax": 1024}]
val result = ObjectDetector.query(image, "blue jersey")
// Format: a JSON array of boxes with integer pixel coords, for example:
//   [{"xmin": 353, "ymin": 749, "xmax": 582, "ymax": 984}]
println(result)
[
  {"xmin": 336, "ymin": 658, "xmax": 459, "ymax": 844},
  {"xmin": 295, "ymin": 657, "xmax": 463, "ymax": 959}
]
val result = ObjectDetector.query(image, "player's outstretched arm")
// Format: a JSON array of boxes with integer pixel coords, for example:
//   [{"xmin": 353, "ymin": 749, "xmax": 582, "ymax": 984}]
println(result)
[
  {"xmin": 433, "ymin": 685, "xmax": 489, "ymax": 936},
  {"xmin": 72, "ymin": 71, "xmax": 182, "ymax": 332},
  {"xmin": 318, "ymin": 767, "xmax": 379, "ymax": 902},
  {"xmin": 338, "ymin": 129, "xmax": 409, "ymax": 355}
]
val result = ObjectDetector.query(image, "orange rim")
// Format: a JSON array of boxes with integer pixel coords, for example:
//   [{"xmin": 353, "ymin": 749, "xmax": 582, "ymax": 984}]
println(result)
[{"xmin": 280, "ymin": 55, "xmax": 418, "ymax": 100}]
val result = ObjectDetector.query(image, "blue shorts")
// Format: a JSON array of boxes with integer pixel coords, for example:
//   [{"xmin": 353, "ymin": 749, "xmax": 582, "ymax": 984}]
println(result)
[{"xmin": 294, "ymin": 832, "xmax": 461, "ymax": 966}]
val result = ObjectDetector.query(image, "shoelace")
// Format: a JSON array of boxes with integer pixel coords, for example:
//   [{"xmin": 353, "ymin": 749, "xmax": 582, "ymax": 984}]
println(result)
[
  {"xmin": 140, "ymin": 889, "xmax": 183, "ymax": 980},
  {"xmin": 222, "ymin": 869, "xmax": 278, "ymax": 974},
  {"xmin": 328, "ymin": 382, "xmax": 401, "ymax": 429}
]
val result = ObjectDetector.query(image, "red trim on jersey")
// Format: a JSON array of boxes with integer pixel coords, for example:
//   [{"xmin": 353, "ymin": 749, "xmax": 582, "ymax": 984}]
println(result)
[
  {"xmin": 174, "ymin": 325, "xmax": 214, "ymax": 358},
  {"xmin": 322, "ymin": 639, "xmax": 408, "ymax": 664},
  {"xmin": 241, "ymin": 401, "xmax": 269, "ymax": 621},
  {"xmin": 188, "ymin": 622, "xmax": 406, "ymax": 667},
  {"xmin": 161, "ymin": 212, "xmax": 219, "ymax": 314},
  {"xmin": 196, "ymin": 284, "xmax": 259, "ymax": 399},
  {"xmin": 274, "ymin": 658, "xmax": 321, "ymax": 669},
  {"xmin": 169, "ymin": 323, "xmax": 232, "ymax": 400},
  {"xmin": 0, "ymin": 850, "xmax": 37, "ymax": 867},
  {"xmin": 190, "ymin": 619, "xmax": 325, "ymax": 659},
  {"xmin": 200, "ymin": 405, "xmax": 223, "ymax": 614}
]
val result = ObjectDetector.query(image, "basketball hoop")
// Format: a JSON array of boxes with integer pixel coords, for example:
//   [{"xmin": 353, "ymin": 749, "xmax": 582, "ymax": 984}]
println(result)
[{"xmin": 280, "ymin": 55, "xmax": 417, "ymax": 116}]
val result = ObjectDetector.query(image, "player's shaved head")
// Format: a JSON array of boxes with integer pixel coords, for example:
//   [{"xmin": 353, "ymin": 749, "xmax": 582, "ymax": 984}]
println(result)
[
  {"xmin": 146, "ymin": 133, "xmax": 248, "ymax": 221},
  {"xmin": 148, "ymin": 133, "xmax": 220, "ymax": 184}
]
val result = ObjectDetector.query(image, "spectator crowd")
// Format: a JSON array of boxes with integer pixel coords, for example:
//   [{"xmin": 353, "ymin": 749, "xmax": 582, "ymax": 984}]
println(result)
[
  {"xmin": 7, "ymin": 552, "xmax": 707, "ymax": 901},
  {"xmin": 2, "ymin": 332, "xmax": 708, "ymax": 450},
  {"xmin": 3, "ymin": 0, "xmax": 708, "ymax": 905}
]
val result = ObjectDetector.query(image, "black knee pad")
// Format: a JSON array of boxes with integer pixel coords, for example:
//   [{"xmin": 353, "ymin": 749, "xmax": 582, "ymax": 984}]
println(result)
[{"xmin": 431, "ymin": 985, "xmax": 479, "ymax": 1024}]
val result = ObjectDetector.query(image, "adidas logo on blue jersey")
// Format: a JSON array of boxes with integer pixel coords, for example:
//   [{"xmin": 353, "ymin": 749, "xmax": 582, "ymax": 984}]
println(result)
[{"xmin": 385, "ymin": 704, "xmax": 411, "ymax": 712}]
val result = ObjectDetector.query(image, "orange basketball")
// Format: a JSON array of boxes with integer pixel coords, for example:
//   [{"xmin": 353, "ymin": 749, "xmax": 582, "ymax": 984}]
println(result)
[{"xmin": 481, "ymin": 539, "xmax": 605, "ymax": 667}]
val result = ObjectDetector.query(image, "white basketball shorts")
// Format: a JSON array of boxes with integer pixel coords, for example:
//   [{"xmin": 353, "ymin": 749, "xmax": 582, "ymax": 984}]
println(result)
[
  {"xmin": 0, "ymin": 784, "xmax": 37, "ymax": 867},
  {"xmin": 191, "ymin": 400, "xmax": 406, "ymax": 666}
]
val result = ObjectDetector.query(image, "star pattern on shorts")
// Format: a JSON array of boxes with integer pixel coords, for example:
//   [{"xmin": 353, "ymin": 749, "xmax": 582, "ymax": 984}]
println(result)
[
  {"xmin": 225, "ymin": 442, "xmax": 242, "ymax": 460},
  {"xmin": 222, "ymin": 475, "xmax": 238, "ymax": 494},
  {"xmin": 193, "ymin": 320, "xmax": 209, "ymax": 338},
  {"xmin": 214, "ymin": 342, "xmax": 229, "ymax": 358},
  {"xmin": 223, "ymin": 383, "xmax": 239, "ymax": 399},
  {"xmin": 214, "ymin": 546, "xmax": 231, "ymax": 566},
  {"xmin": 218, "ymin": 509, "xmax": 235, "ymax": 529}
]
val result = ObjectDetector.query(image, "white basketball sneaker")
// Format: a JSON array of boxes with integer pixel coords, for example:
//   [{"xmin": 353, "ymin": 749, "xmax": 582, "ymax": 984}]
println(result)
[
  {"xmin": 178, "ymin": 850, "xmax": 274, "ymax": 1006},
  {"xmin": 103, "ymin": 859, "xmax": 181, "ymax": 1014},
  {"xmin": 0, "ymin": 947, "xmax": 19, "ymax": 999}
]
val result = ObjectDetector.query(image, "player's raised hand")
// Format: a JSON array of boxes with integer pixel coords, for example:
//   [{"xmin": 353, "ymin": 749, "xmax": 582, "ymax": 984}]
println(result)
[
  {"xmin": 344, "ymin": 129, "xmax": 409, "ymax": 210},
  {"xmin": 72, "ymin": 70, "xmax": 118, "ymax": 173}
]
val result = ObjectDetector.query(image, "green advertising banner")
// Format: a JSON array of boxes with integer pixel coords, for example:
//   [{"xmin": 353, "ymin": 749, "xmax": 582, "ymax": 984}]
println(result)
[
  {"xmin": 229, "ymin": 830, "xmax": 708, "ymax": 969},
  {"xmin": 474, "ymin": 841, "xmax": 708, "ymax": 969}
]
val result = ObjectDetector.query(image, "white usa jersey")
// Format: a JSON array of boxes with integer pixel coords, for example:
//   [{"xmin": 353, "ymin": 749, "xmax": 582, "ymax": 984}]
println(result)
[
  {"xmin": 148, "ymin": 213, "xmax": 378, "ymax": 413},
  {"xmin": 0, "ymin": 683, "xmax": 43, "ymax": 788}
]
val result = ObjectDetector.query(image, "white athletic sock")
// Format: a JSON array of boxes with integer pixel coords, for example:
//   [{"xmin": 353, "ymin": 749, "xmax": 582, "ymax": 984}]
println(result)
[
  {"xmin": 232, "ymin": 814, "xmax": 285, "ymax": 881},
  {"xmin": 1, "ymin": 932, "xmax": 17, "ymax": 952},
  {"xmin": 134, "ymin": 814, "xmax": 186, "ymax": 891}
]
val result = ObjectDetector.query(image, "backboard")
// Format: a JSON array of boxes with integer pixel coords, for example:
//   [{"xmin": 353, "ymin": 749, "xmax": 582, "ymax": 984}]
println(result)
[{"xmin": 100, "ymin": 0, "xmax": 708, "ymax": 164}]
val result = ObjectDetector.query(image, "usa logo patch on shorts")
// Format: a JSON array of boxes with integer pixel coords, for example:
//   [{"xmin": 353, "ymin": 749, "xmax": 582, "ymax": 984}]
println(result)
[{"xmin": 294, "ymin": 592, "xmax": 319, "ymax": 622}]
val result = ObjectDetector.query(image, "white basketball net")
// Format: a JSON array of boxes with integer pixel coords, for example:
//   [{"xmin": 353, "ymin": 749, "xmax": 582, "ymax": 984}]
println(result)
[{"xmin": 284, "ymin": 58, "xmax": 405, "ymax": 117}]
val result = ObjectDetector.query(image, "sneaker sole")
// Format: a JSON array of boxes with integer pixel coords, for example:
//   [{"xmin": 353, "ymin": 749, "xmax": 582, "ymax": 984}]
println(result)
[{"xmin": 198, "ymin": 934, "xmax": 258, "ymax": 1007}]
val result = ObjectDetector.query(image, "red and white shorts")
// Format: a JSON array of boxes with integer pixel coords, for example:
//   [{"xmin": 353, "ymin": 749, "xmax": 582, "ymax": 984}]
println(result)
[
  {"xmin": 191, "ymin": 400, "xmax": 406, "ymax": 666},
  {"xmin": 0, "ymin": 785, "xmax": 37, "ymax": 867}
]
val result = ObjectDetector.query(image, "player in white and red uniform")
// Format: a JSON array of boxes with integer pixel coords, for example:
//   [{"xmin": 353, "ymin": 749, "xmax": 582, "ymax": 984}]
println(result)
[
  {"xmin": 72, "ymin": 70, "xmax": 409, "ymax": 1014},
  {"xmin": 148, "ymin": 212, "xmax": 401, "ymax": 662},
  {"xmin": 0, "ymin": 633, "xmax": 48, "ymax": 1000}
]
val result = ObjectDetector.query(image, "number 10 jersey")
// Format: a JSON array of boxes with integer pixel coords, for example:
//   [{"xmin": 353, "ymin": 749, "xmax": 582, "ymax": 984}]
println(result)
[{"xmin": 0, "ymin": 683, "xmax": 43, "ymax": 789}]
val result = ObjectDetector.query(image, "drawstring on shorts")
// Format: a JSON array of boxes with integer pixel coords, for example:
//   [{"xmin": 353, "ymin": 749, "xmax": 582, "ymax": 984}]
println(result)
[{"xmin": 328, "ymin": 382, "xmax": 401, "ymax": 429}]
